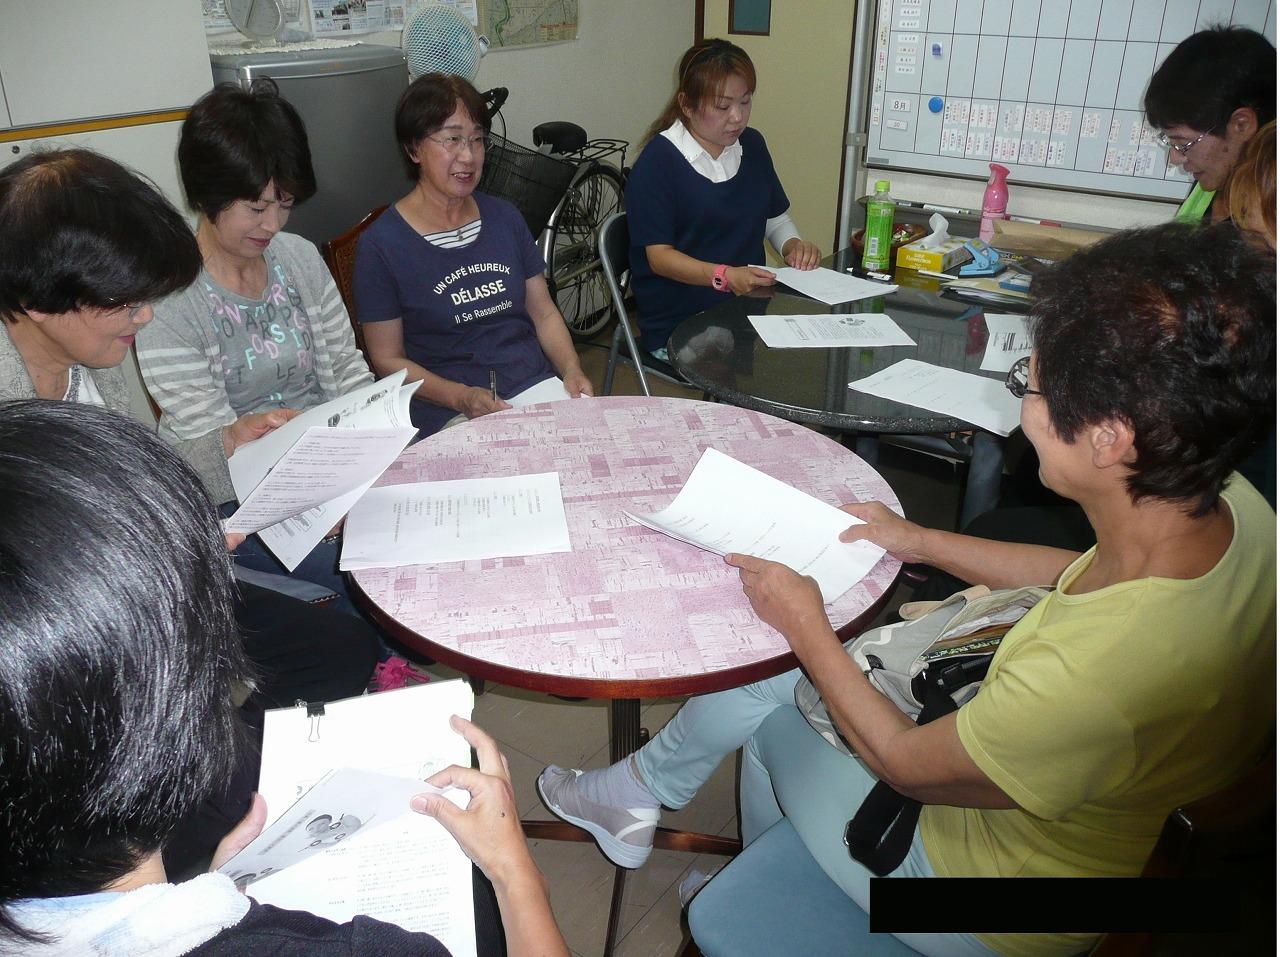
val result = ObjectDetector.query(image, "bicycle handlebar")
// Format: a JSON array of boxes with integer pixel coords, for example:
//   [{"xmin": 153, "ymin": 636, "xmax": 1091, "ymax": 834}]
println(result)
[{"xmin": 481, "ymin": 87, "xmax": 509, "ymax": 120}]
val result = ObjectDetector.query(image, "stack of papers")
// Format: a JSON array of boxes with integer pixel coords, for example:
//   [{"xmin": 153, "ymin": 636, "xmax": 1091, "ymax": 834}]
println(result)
[
  {"xmin": 220, "ymin": 680, "xmax": 478, "ymax": 956},
  {"xmin": 226, "ymin": 371, "xmax": 420, "ymax": 570},
  {"xmin": 623, "ymin": 448, "xmax": 885, "ymax": 604},
  {"xmin": 341, "ymin": 471, "xmax": 573, "ymax": 570},
  {"xmin": 849, "ymin": 358, "xmax": 1023, "ymax": 436},
  {"xmin": 756, "ymin": 265, "xmax": 899, "ymax": 305},
  {"xmin": 748, "ymin": 313, "xmax": 916, "ymax": 349}
]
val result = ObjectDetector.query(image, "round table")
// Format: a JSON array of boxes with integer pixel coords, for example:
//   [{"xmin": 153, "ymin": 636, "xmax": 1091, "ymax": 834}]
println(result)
[{"xmin": 350, "ymin": 395, "xmax": 902, "ymax": 955}]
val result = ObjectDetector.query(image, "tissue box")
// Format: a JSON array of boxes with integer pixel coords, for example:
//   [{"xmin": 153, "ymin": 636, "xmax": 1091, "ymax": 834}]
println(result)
[{"xmin": 896, "ymin": 236, "xmax": 969, "ymax": 272}]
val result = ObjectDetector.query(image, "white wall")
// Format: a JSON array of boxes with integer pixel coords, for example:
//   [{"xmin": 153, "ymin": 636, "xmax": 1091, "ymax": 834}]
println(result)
[{"xmin": 362, "ymin": 0, "xmax": 694, "ymax": 165}]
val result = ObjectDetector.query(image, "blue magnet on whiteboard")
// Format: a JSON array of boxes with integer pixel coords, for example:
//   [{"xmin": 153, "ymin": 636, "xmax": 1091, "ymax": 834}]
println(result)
[
  {"xmin": 931, "ymin": 42, "xmax": 943, "ymax": 57},
  {"xmin": 928, "ymin": 96, "xmax": 944, "ymax": 114}
]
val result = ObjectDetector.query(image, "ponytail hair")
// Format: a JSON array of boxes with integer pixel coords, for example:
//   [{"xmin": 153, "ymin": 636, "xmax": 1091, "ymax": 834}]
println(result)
[{"xmin": 643, "ymin": 38, "xmax": 757, "ymax": 145}]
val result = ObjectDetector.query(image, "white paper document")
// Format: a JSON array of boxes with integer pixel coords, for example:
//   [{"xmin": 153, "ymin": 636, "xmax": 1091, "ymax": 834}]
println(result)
[
  {"xmin": 505, "ymin": 375, "xmax": 571, "ymax": 407},
  {"xmin": 622, "ymin": 448, "xmax": 885, "ymax": 604},
  {"xmin": 250, "ymin": 680, "xmax": 477, "ymax": 957},
  {"xmin": 748, "ymin": 313, "xmax": 916, "ymax": 349},
  {"xmin": 979, "ymin": 313, "xmax": 1033, "ymax": 373},
  {"xmin": 755, "ymin": 265, "xmax": 899, "ymax": 305},
  {"xmin": 227, "ymin": 371, "xmax": 419, "ymax": 570},
  {"xmin": 340, "ymin": 471, "xmax": 573, "ymax": 571},
  {"xmin": 218, "ymin": 767, "xmax": 464, "ymax": 887},
  {"xmin": 849, "ymin": 358, "xmax": 1023, "ymax": 436},
  {"xmin": 225, "ymin": 427, "xmax": 415, "ymax": 535}
]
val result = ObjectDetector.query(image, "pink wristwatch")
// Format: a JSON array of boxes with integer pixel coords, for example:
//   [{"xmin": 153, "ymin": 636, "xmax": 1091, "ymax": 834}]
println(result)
[{"xmin": 711, "ymin": 264, "xmax": 730, "ymax": 291}]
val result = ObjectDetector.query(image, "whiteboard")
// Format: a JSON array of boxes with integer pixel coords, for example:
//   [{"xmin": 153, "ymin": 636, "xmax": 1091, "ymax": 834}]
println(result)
[{"xmin": 864, "ymin": 0, "xmax": 1277, "ymax": 201}]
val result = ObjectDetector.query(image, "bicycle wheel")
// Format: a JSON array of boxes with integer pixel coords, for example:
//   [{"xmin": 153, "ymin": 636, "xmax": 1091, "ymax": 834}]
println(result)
[{"xmin": 546, "ymin": 163, "xmax": 625, "ymax": 341}]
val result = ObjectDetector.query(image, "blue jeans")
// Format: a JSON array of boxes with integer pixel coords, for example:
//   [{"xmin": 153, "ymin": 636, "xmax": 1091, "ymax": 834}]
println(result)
[
  {"xmin": 219, "ymin": 502, "xmax": 359, "ymax": 619},
  {"xmin": 634, "ymin": 670, "xmax": 997, "ymax": 957}
]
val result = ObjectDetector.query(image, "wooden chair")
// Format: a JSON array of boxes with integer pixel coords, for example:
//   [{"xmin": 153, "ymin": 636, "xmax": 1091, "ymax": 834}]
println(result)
[
  {"xmin": 678, "ymin": 743, "xmax": 1276, "ymax": 956},
  {"xmin": 320, "ymin": 204, "xmax": 387, "ymax": 362}
]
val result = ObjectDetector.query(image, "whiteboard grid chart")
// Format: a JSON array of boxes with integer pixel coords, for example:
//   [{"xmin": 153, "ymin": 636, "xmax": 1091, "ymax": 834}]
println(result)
[{"xmin": 865, "ymin": 0, "xmax": 1277, "ymax": 201}]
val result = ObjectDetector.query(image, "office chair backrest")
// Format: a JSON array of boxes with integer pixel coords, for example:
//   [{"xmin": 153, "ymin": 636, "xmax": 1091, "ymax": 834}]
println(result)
[{"xmin": 320, "ymin": 204, "xmax": 388, "ymax": 359}]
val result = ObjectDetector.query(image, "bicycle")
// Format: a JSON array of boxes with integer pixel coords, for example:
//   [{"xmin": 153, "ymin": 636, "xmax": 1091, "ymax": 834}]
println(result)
[{"xmin": 479, "ymin": 88, "xmax": 628, "ymax": 341}]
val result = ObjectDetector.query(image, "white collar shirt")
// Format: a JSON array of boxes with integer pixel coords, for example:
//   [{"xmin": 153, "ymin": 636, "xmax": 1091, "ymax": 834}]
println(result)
[{"xmin": 659, "ymin": 119, "xmax": 743, "ymax": 183}]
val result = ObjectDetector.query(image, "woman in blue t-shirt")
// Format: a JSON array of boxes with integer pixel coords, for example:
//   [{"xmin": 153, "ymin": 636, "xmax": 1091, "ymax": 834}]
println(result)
[
  {"xmin": 626, "ymin": 39, "xmax": 823, "ymax": 359},
  {"xmin": 354, "ymin": 74, "xmax": 593, "ymax": 436}
]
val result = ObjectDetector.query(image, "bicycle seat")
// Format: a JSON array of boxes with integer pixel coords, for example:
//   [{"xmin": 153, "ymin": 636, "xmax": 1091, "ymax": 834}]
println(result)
[{"xmin": 533, "ymin": 121, "xmax": 587, "ymax": 155}]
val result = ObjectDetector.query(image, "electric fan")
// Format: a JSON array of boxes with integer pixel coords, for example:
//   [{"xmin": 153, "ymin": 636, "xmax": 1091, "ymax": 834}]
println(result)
[{"xmin": 401, "ymin": 4, "xmax": 489, "ymax": 81}]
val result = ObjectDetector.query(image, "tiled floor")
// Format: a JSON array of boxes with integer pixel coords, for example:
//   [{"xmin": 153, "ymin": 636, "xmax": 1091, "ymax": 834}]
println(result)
[{"xmin": 412, "ymin": 330, "xmax": 964, "ymax": 957}]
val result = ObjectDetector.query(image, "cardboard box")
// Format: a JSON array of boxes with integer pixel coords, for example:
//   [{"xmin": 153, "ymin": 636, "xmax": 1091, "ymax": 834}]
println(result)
[{"xmin": 896, "ymin": 236, "xmax": 969, "ymax": 272}]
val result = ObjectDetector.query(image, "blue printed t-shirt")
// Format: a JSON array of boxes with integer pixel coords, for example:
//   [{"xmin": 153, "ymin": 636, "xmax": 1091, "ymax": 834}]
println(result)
[
  {"xmin": 626, "ymin": 127, "xmax": 789, "ymax": 353},
  {"xmin": 352, "ymin": 192, "xmax": 556, "ymax": 434},
  {"xmin": 202, "ymin": 246, "xmax": 325, "ymax": 414}
]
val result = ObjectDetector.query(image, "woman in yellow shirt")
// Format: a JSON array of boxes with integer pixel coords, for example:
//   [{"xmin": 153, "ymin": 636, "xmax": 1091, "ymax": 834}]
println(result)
[{"xmin": 538, "ymin": 221, "xmax": 1275, "ymax": 957}]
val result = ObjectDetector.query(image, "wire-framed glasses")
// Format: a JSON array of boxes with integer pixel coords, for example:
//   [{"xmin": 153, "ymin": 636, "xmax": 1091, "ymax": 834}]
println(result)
[
  {"xmin": 425, "ymin": 133, "xmax": 490, "ymax": 154},
  {"xmin": 1005, "ymin": 355, "xmax": 1042, "ymax": 399},
  {"xmin": 1155, "ymin": 127, "xmax": 1215, "ymax": 157}
]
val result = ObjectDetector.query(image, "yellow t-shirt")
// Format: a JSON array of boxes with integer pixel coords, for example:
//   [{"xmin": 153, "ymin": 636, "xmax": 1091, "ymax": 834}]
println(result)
[{"xmin": 920, "ymin": 476, "xmax": 1276, "ymax": 957}]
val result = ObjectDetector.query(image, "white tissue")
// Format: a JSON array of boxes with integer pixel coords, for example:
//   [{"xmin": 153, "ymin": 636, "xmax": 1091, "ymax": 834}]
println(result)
[{"xmin": 920, "ymin": 213, "xmax": 950, "ymax": 250}]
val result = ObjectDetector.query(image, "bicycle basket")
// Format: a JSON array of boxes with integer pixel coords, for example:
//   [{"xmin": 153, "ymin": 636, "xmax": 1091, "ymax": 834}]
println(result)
[{"xmin": 478, "ymin": 134, "xmax": 578, "ymax": 238}]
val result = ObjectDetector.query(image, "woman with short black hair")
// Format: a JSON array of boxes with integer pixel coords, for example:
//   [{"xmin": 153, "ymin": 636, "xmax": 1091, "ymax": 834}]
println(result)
[
  {"xmin": 0, "ymin": 146, "xmax": 378, "ymax": 877},
  {"xmin": 136, "ymin": 81, "xmax": 367, "ymax": 503},
  {"xmin": 136, "ymin": 81, "xmax": 374, "ymax": 600},
  {"xmin": 0, "ymin": 400, "xmax": 569, "ymax": 956},
  {"xmin": 353, "ymin": 72, "xmax": 592, "ymax": 437}
]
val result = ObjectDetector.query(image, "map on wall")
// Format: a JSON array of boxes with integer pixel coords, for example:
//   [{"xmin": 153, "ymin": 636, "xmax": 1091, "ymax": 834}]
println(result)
[
  {"xmin": 865, "ymin": 0, "xmax": 1277, "ymax": 201},
  {"xmin": 479, "ymin": 0, "xmax": 578, "ymax": 48}
]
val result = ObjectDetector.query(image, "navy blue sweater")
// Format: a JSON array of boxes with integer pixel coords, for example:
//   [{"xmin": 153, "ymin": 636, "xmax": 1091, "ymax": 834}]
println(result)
[{"xmin": 625, "ymin": 127, "xmax": 789, "ymax": 353}]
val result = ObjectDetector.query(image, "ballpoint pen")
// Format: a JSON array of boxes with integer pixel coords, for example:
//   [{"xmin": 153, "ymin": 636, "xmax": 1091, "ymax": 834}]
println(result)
[{"xmin": 489, "ymin": 370, "xmax": 498, "ymax": 403}]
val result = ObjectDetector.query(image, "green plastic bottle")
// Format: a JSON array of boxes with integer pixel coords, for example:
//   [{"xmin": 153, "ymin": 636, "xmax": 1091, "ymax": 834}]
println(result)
[{"xmin": 861, "ymin": 179, "xmax": 896, "ymax": 273}]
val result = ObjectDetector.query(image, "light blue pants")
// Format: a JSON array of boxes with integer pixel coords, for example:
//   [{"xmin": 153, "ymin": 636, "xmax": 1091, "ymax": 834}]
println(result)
[{"xmin": 633, "ymin": 669, "xmax": 996, "ymax": 957}]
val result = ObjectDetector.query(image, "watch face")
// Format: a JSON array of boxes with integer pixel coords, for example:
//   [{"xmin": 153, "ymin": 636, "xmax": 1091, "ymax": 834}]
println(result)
[{"xmin": 226, "ymin": 0, "xmax": 284, "ymax": 38}]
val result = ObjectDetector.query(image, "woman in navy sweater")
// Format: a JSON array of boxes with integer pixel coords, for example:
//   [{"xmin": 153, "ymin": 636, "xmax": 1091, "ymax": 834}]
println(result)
[{"xmin": 626, "ymin": 39, "xmax": 822, "ymax": 359}]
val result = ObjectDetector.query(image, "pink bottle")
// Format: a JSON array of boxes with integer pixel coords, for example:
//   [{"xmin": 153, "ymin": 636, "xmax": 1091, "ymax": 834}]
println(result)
[{"xmin": 978, "ymin": 163, "xmax": 1009, "ymax": 242}]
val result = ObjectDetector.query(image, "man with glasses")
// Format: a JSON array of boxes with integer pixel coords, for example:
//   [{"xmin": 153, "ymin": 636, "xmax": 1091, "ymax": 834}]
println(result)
[{"xmin": 1143, "ymin": 26, "xmax": 1275, "ymax": 224}]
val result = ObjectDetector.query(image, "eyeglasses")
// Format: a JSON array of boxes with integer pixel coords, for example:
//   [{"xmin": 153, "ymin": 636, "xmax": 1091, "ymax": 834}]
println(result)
[
  {"xmin": 104, "ymin": 300, "xmax": 147, "ymax": 320},
  {"xmin": 424, "ymin": 133, "xmax": 490, "ymax": 154},
  {"xmin": 1005, "ymin": 356, "xmax": 1042, "ymax": 399},
  {"xmin": 1155, "ymin": 127, "xmax": 1215, "ymax": 157}
]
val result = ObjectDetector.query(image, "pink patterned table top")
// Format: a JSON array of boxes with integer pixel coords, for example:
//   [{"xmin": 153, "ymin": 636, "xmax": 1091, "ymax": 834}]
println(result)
[{"xmin": 352, "ymin": 397, "xmax": 902, "ymax": 688}]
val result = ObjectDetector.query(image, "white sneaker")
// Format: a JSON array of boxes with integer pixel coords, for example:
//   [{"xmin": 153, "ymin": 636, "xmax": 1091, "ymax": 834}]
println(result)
[{"xmin": 537, "ymin": 765, "xmax": 660, "ymax": 869}]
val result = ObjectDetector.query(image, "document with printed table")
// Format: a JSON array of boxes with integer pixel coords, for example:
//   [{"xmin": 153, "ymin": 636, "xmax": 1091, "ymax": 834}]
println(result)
[
  {"xmin": 622, "ymin": 448, "xmax": 885, "ymax": 603},
  {"xmin": 340, "ymin": 471, "xmax": 573, "ymax": 571},
  {"xmin": 749, "ymin": 313, "xmax": 916, "ymax": 348},
  {"xmin": 228, "ymin": 680, "xmax": 479, "ymax": 957},
  {"xmin": 226, "ymin": 371, "xmax": 419, "ymax": 571},
  {"xmin": 979, "ymin": 313, "xmax": 1033, "ymax": 373}
]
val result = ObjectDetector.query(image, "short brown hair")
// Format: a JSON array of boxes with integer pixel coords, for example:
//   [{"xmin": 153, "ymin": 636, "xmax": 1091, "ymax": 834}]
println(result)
[
  {"xmin": 644, "ymin": 39, "xmax": 757, "ymax": 144},
  {"xmin": 394, "ymin": 73, "xmax": 491, "ymax": 180}
]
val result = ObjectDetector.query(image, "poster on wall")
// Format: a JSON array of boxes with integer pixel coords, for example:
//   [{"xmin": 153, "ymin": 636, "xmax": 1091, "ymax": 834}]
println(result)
[
  {"xmin": 479, "ymin": 0, "xmax": 578, "ymax": 49},
  {"xmin": 308, "ymin": 0, "xmax": 402, "ymax": 35}
]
